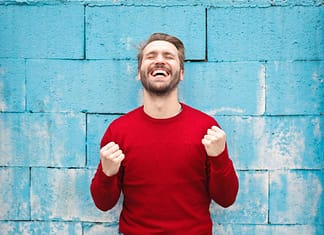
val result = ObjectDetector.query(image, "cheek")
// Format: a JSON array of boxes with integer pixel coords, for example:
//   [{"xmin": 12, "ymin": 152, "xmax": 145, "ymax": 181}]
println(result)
[{"xmin": 140, "ymin": 61, "xmax": 150, "ymax": 71}]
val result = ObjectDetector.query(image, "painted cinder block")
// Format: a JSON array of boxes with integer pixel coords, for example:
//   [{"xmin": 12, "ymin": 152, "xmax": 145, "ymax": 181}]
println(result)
[
  {"xmin": 0, "ymin": 167, "xmax": 30, "ymax": 220},
  {"xmin": 267, "ymin": 61, "xmax": 323, "ymax": 115},
  {"xmin": 216, "ymin": 116, "xmax": 323, "ymax": 170},
  {"xmin": 0, "ymin": 221, "xmax": 82, "ymax": 235},
  {"xmin": 213, "ymin": 224, "xmax": 324, "ymax": 235},
  {"xmin": 31, "ymin": 168, "xmax": 122, "ymax": 222},
  {"xmin": 208, "ymin": 7, "xmax": 323, "ymax": 61},
  {"xmin": 86, "ymin": 6, "xmax": 205, "ymax": 60},
  {"xmin": 0, "ymin": 59, "xmax": 25, "ymax": 112},
  {"xmin": 210, "ymin": 171, "xmax": 268, "ymax": 224},
  {"xmin": 0, "ymin": 1, "xmax": 322, "ymax": 234},
  {"xmin": 269, "ymin": 170, "xmax": 324, "ymax": 224},
  {"xmin": 0, "ymin": 112, "xmax": 85, "ymax": 167},
  {"xmin": 26, "ymin": 59, "xmax": 140, "ymax": 113},
  {"xmin": 0, "ymin": 5, "xmax": 84, "ymax": 59},
  {"xmin": 181, "ymin": 62, "xmax": 265, "ymax": 115},
  {"xmin": 87, "ymin": 114, "xmax": 121, "ymax": 168}
]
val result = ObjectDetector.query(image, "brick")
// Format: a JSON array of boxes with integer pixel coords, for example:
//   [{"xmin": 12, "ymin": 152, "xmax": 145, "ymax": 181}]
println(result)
[
  {"xmin": 86, "ymin": 6, "xmax": 205, "ymax": 60},
  {"xmin": 31, "ymin": 168, "xmax": 122, "ymax": 222},
  {"xmin": 216, "ymin": 116, "xmax": 323, "ymax": 170},
  {"xmin": 213, "ymin": 224, "xmax": 324, "ymax": 235},
  {"xmin": 0, "ymin": 221, "xmax": 82, "ymax": 235},
  {"xmin": 210, "ymin": 171, "xmax": 268, "ymax": 224},
  {"xmin": 269, "ymin": 170, "xmax": 324, "ymax": 224},
  {"xmin": 0, "ymin": 5, "xmax": 84, "ymax": 59},
  {"xmin": 0, "ymin": 113, "xmax": 85, "ymax": 167},
  {"xmin": 267, "ymin": 61, "xmax": 323, "ymax": 115},
  {"xmin": 182, "ymin": 62, "xmax": 265, "ymax": 115},
  {"xmin": 83, "ymin": 223, "xmax": 120, "ymax": 235},
  {"xmin": 26, "ymin": 59, "xmax": 140, "ymax": 113},
  {"xmin": 0, "ymin": 59, "xmax": 25, "ymax": 112},
  {"xmin": 208, "ymin": 7, "xmax": 323, "ymax": 61},
  {"xmin": 0, "ymin": 167, "xmax": 30, "ymax": 220},
  {"xmin": 87, "ymin": 114, "xmax": 121, "ymax": 168}
]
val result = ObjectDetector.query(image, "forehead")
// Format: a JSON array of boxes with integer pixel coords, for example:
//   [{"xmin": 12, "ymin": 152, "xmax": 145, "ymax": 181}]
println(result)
[{"xmin": 143, "ymin": 40, "xmax": 178, "ymax": 55}]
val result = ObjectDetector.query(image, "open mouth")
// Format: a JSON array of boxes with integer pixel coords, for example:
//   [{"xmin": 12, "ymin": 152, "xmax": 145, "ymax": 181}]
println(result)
[{"xmin": 150, "ymin": 69, "xmax": 170, "ymax": 78}]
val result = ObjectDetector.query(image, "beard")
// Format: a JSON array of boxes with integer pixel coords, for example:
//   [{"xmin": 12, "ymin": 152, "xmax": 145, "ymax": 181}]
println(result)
[{"xmin": 139, "ymin": 65, "xmax": 182, "ymax": 97}]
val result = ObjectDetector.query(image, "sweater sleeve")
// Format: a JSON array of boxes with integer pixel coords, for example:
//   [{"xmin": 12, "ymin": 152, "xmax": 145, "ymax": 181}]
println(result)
[
  {"xmin": 90, "ymin": 124, "xmax": 122, "ymax": 211},
  {"xmin": 90, "ymin": 162, "xmax": 122, "ymax": 211},
  {"xmin": 207, "ymin": 144, "xmax": 239, "ymax": 208}
]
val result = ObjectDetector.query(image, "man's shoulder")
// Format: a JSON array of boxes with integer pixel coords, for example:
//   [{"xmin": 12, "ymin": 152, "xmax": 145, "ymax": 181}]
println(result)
[
  {"xmin": 183, "ymin": 103, "xmax": 219, "ymax": 126},
  {"xmin": 111, "ymin": 106, "xmax": 143, "ymax": 126},
  {"xmin": 183, "ymin": 103, "xmax": 213, "ymax": 118}
]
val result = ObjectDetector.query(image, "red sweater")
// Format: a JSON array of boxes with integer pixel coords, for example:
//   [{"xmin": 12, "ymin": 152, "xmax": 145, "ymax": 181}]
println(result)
[{"xmin": 90, "ymin": 104, "xmax": 239, "ymax": 235}]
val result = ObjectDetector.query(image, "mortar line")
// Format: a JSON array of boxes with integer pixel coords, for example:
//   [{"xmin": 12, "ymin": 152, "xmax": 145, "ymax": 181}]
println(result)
[
  {"xmin": 85, "ymin": 113, "xmax": 88, "ymax": 167},
  {"xmin": 263, "ymin": 61, "xmax": 267, "ymax": 115},
  {"xmin": 83, "ymin": 5, "xmax": 87, "ymax": 60},
  {"xmin": 29, "ymin": 167, "xmax": 32, "ymax": 221},
  {"xmin": 205, "ymin": 7, "xmax": 208, "ymax": 62},
  {"xmin": 267, "ymin": 170, "xmax": 271, "ymax": 224}
]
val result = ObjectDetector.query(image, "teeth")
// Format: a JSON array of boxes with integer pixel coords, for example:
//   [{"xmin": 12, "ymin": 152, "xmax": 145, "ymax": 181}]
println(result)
[{"xmin": 152, "ymin": 69, "xmax": 168, "ymax": 77}]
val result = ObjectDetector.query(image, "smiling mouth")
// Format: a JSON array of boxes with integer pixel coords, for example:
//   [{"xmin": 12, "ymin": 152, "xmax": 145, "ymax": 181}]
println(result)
[{"xmin": 150, "ymin": 69, "xmax": 170, "ymax": 78}]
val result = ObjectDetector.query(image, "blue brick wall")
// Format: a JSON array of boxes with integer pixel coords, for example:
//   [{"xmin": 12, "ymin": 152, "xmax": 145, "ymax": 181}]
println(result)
[{"xmin": 0, "ymin": 1, "xmax": 323, "ymax": 234}]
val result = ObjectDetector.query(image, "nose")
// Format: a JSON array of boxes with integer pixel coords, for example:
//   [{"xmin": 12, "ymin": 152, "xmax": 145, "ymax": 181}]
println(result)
[{"xmin": 155, "ymin": 53, "xmax": 165, "ymax": 64}]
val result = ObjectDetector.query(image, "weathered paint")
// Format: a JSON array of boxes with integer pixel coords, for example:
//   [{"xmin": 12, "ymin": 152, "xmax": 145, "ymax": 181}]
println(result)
[{"xmin": 0, "ymin": 1, "xmax": 323, "ymax": 234}]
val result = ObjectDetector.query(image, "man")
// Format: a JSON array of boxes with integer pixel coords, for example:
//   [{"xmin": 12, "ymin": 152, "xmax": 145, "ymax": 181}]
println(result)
[{"xmin": 90, "ymin": 33, "xmax": 239, "ymax": 235}]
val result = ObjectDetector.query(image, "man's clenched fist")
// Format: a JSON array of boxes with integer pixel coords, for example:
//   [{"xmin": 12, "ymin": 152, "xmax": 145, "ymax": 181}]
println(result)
[
  {"xmin": 100, "ymin": 142, "xmax": 125, "ymax": 177},
  {"xmin": 201, "ymin": 126, "xmax": 226, "ymax": 157}
]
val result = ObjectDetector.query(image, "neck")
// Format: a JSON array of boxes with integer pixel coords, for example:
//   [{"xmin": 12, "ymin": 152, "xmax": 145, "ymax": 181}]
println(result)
[{"xmin": 143, "ymin": 89, "xmax": 182, "ymax": 119}]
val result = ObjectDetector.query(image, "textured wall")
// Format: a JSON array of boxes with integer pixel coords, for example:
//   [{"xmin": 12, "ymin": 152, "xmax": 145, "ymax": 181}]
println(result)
[{"xmin": 0, "ymin": 0, "xmax": 323, "ymax": 234}]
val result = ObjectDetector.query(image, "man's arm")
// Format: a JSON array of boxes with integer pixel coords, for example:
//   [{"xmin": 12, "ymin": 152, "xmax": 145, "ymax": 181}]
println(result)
[
  {"xmin": 202, "ymin": 126, "xmax": 239, "ymax": 207},
  {"xmin": 90, "ymin": 126, "xmax": 125, "ymax": 211},
  {"xmin": 207, "ymin": 147, "xmax": 239, "ymax": 207},
  {"xmin": 90, "ymin": 161, "xmax": 122, "ymax": 211}
]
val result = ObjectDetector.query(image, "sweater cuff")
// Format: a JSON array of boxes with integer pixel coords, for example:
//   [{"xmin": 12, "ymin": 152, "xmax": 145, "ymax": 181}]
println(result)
[{"xmin": 208, "ymin": 148, "xmax": 231, "ymax": 170}]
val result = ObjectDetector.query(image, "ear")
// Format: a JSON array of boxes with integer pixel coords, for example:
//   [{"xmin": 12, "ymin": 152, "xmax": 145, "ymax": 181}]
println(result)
[
  {"xmin": 137, "ymin": 70, "xmax": 141, "ymax": 81},
  {"xmin": 180, "ymin": 69, "xmax": 184, "ymax": 81}
]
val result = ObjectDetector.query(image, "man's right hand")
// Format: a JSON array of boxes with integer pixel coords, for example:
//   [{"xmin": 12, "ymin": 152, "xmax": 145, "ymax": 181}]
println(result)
[{"xmin": 100, "ymin": 142, "xmax": 125, "ymax": 177}]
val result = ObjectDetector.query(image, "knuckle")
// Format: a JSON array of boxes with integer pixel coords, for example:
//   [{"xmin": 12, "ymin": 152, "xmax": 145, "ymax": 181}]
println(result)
[
  {"xmin": 221, "ymin": 131, "xmax": 226, "ymax": 139},
  {"xmin": 100, "ymin": 151, "xmax": 107, "ymax": 158}
]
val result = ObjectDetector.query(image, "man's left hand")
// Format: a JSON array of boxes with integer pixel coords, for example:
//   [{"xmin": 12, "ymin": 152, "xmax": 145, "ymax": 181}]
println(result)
[{"xmin": 202, "ymin": 126, "xmax": 226, "ymax": 157}]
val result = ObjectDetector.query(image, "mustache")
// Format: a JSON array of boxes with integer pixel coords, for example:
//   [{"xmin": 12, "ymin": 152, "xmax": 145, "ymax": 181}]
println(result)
[{"xmin": 148, "ymin": 64, "xmax": 171, "ymax": 73}]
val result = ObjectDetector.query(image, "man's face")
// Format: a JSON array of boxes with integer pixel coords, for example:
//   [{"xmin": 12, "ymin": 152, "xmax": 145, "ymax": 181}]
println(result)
[{"xmin": 138, "ymin": 40, "xmax": 184, "ymax": 96}]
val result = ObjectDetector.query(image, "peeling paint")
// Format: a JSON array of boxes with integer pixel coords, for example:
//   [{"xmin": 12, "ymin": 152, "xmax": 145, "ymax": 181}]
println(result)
[
  {"xmin": 0, "ymin": 78, "xmax": 6, "ymax": 111},
  {"xmin": 270, "ymin": 171, "xmax": 323, "ymax": 224},
  {"xmin": 126, "ymin": 62, "xmax": 136, "ymax": 75},
  {"xmin": 312, "ymin": 118, "xmax": 321, "ymax": 138},
  {"xmin": 257, "ymin": 64, "xmax": 266, "ymax": 115},
  {"xmin": 253, "ymin": 118, "xmax": 306, "ymax": 169},
  {"xmin": 0, "ymin": 169, "xmax": 13, "ymax": 219},
  {"xmin": 312, "ymin": 70, "xmax": 318, "ymax": 81},
  {"xmin": 0, "ymin": 116, "xmax": 13, "ymax": 165},
  {"xmin": 206, "ymin": 107, "xmax": 245, "ymax": 116},
  {"xmin": 120, "ymin": 37, "xmax": 135, "ymax": 51},
  {"xmin": 0, "ymin": 2, "xmax": 323, "ymax": 234}
]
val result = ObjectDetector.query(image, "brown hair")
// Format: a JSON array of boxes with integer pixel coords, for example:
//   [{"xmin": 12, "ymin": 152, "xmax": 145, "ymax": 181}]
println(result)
[{"xmin": 137, "ymin": 33, "xmax": 185, "ymax": 70}]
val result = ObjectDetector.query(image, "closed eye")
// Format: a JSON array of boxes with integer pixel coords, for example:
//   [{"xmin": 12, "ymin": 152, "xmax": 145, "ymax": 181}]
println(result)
[
  {"xmin": 144, "ymin": 52, "xmax": 157, "ymax": 60},
  {"xmin": 164, "ymin": 53, "xmax": 175, "ymax": 59}
]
